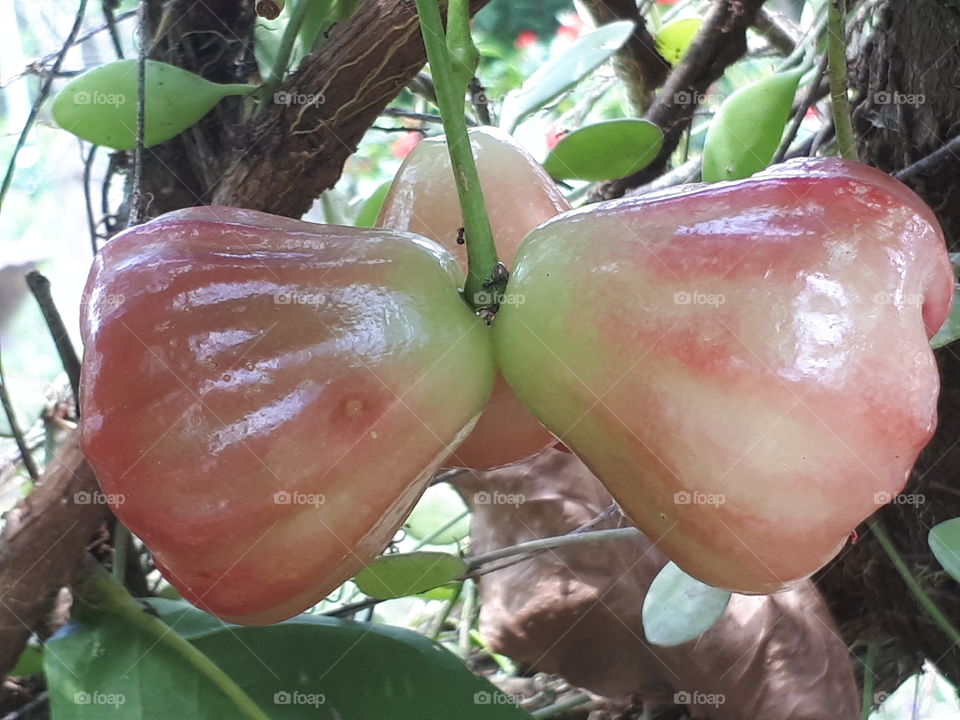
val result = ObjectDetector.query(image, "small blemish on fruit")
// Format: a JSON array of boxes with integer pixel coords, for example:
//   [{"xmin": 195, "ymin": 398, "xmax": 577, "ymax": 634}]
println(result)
[
  {"xmin": 222, "ymin": 373, "xmax": 232, "ymax": 382},
  {"xmin": 370, "ymin": 430, "xmax": 379, "ymax": 439},
  {"xmin": 345, "ymin": 399, "xmax": 364, "ymax": 418}
]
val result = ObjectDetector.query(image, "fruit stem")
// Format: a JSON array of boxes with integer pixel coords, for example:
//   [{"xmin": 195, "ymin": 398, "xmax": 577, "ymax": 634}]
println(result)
[
  {"xmin": 870, "ymin": 519, "xmax": 960, "ymax": 647},
  {"xmin": 826, "ymin": 0, "xmax": 859, "ymax": 161},
  {"xmin": 414, "ymin": 0, "xmax": 503, "ymax": 313},
  {"xmin": 259, "ymin": 0, "xmax": 313, "ymax": 111},
  {"xmin": 75, "ymin": 566, "xmax": 271, "ymax": 719}
]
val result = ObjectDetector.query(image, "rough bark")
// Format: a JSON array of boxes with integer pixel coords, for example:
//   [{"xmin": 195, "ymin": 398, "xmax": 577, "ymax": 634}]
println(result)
[
  {"xmin": 580, "ymin": 0, "xmax": 671, "ymax": 113},
  {"xmin": 213, "ymin": 0, "xmax": 490, "ymax": 216},
  {"xmin": 596, "ymin": 0, "xmax": 768, "ymax": 200},
  {"xmin": 0, "ymin": 438, "xmax": 108, "ymax": 675}
]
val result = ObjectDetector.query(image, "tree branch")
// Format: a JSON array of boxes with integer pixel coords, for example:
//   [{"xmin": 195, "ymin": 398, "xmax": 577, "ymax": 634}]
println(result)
[
  {"xmin": 580, "ymin": 0, "xmax": 671, "ymax": 113},
  {"xmin": 595, "ymin": 0, "xmax": 769, "ymax": 200},
  {"xmin": 0, "ymin": 437, "xmax": 108, "ymax": 675},
  {"xmin": 213, "ymin": 0, "xmax": 490, "ymax": 216}
]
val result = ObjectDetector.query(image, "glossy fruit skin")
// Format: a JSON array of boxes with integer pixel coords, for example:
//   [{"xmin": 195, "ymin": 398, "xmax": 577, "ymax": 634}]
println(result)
[
  {"xmin": 378, "ymin": 127, "xmax": 568, "ymax": 469},
  {"xmin": 80, "ymin": 207, "xmax": 494, "ymax": 624},
  {"xmin": 495, "ymin": 158, "xmax": 953, "ymax": 594}
]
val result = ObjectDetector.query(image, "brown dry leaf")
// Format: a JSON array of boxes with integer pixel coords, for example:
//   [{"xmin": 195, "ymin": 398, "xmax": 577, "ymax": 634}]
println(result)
[{"xmin": 453, "ymin": 448, "xmax": 860, "ymax": 719}]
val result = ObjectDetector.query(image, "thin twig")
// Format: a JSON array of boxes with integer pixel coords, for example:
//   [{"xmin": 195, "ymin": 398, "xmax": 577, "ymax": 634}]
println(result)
[
  {"xmin": 129, "ymin": 0, "xmax": 148, "ymax": 225},
  {"xmin": 773, "ymin": 53, "xmax": 830, "ymax": 164},
  {"xmin": 895, "ymin": 135, "xmax": 960, "ymax": 182},
  {"xmin": 870, "ymin": 519, "xmax": 960, "ymax": 647},
  {"xmin": 25, "ymin": 272, "xmax": 82, "ymax": 410},
  {"xmin": 466, "ymin": 527, "xmax": 641, "ymax": 571},
  {"xmin": 0, "ymin": 10, "xmax": 136, "ymax": 89},
  {"xmin": 381, "ymin": 108, "xmax": 445, "ymax": 123},
  {"xmin": 82, "ymin": 144, "xmax": 100, "ymax": 255},
  {"xmin": 102, "ymin": 0, "xmax": 126, "ymax": 58},
  {"xmin": 0, "ymin": 0, "xmax": 89, "ymax": 215},
  {"xmin": 0, "ymin": 690, "xmax": 49, "ymax": 720},
  {"xmin": 0, "ymin": 347, "xmax": 40, "ymax": 481}
]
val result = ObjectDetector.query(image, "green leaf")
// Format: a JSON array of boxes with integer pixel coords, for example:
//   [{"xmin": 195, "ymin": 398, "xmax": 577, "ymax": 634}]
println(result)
[
  {"xmin": 641, "ymin": 562, "xmax": 731, "ymax": 647},
  {"xmin": 701, "ymin": 68, "xmax": 804, "ymax": 182},
  {"xmin": 406, "ymin": 482, "xmax": 471, "ymax": 544},
  {"xmin": 655, "ymin": 18, "xmax": 702, "ymax": 66},
  {"xmin": 44, "ymin": 571, "xmax": 269, "ymax": 720},
  {"xmin": 499, "ymin": 21, "xmax": 635, "ymax": 133},
  {"xmin": 10, "ymin": 644, "xmax": 43, "ymax": 676},
  {"xmin": 543, "ymin": 119, "xmax": 663, "ymax": 181},
  {"xmin": 929, "ymin": 519, "xmax": 960, "ymax": 583},
  {"xmin": 354, "ymin": 551, "xmax": 467, "ymax": 599},
  {"xmin": 51, "ymin": 59, "xmax": 255, "ymax": 150},
  {"xmin": 354, "ymin": 181, "xmax": 392, "ymax": 227},
  {"xmin": 149, "ymin": 599, "xmax": 533, "ymax": 719},
  {"xmin": 931, "ymin": 289, "xmax": 960, "ymax": 348},
  {"xmin": 418, "ymin": 583, "xmax": 461, "ymax": 601}
]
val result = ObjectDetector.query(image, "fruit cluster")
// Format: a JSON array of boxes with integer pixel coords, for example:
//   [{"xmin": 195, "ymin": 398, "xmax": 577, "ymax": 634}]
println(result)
[{"xmin": 80, "ymin": 130, "xmax": 952, "ymax": 623}]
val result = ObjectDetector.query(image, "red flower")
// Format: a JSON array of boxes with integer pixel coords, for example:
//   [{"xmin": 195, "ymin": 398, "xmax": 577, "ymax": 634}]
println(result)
[
  {"xmin": 391, "ymin": 131, "xmax": 421, "ymax": 158},
  {"xmin": 515, "ymin": 30, "xmax": 539, "ymax": 49}
]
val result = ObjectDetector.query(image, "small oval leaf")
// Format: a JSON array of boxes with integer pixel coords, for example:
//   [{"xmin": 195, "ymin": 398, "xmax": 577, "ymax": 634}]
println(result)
[
  {"xmin": 499, "ymin": 21, "xmax": 635, "ymax": 132},
  {"xmin": 655, "ymin": 18, "xmax": 703, "ymax": 66},
  {"xmin": 406, "ymin": 483, "xmax": 471, "ymax": 544},
  {"xmin": 355, "ymin": 552, "xmax": 467, "ymax": 599},
  {"xmin": 52, "ymin": 59, "xmax": 255, "ymax": 150},
  {"xmin": 543, "ymin": 119, "xmax": 663, "ymax": 181},
  {"xmin": 701, "ymin": 68, "xmax": 804, "ymax": 182},
  {"xmin": 929, "ymin": 518, "xmax": 960, "ymax": 582},
  {"xmin": 642, "ymin": 562, "xmax": 731, "ymax": 647}
]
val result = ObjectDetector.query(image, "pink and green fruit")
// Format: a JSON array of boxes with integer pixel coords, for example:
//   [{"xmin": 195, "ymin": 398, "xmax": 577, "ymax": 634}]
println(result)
[
  {"xmin": 80, "ymin": 207, "xmax": 494, "ymax": 624},
  {"xmin": 378, "ymin": 127, "xmax": 568, "ymax": 469},
  {"xmin": 494, "ymin": 158, "xmax": 952, "ymax": 593}
]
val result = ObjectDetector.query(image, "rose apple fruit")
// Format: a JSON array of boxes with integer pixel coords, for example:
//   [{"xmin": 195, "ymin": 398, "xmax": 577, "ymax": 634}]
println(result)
[
  {"xmin": 378, "ymin": 127, "xmax": 568, "ymax": 469},
  {"xmin": 495, "ymin": 158, "xmax": 952, "ymax": 593},
  {"xmin": 80, "ymin": 207, "xmax": 494, "ymax": 624}
]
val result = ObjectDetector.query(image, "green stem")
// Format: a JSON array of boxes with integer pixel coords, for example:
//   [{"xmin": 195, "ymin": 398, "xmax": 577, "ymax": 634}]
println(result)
[
  {"xmin": 76, "ymin": 567, "xmax": 270, "ymax": 720},
  {"xmin": 826, "ymin": 0, "xmax": 858, "ymax": 161},
  {"xmin": 429, "ymin": 581, "xmax": 463, "ymax": 639},
  {"xmin": 531, "ymin": 693, "xmax": 592, "ymax": 718},
  {"xmin": 870, "ymin": 519, "xmax": 960, "ymax": 646},
  {"xmin": 414, "ymin": 0, "xmax": 501, "ymax": 311},
  {"xmin": 259, "ymin": 0, "xmax": 313, "ymax": 108},
  {"xmin": 860, "ymin": 639, "xmax": 877, "ymax": 720}
]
